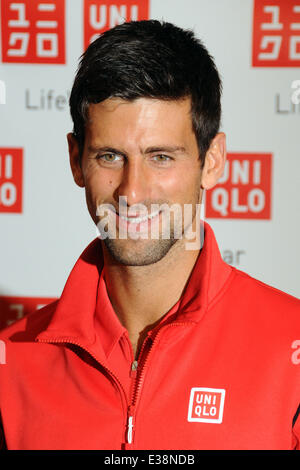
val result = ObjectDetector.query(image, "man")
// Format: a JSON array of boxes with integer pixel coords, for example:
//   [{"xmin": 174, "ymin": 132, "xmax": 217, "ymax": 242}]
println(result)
[{"xmin": 0, "ymin": 20, "xmax": 299, "ymax": 450}]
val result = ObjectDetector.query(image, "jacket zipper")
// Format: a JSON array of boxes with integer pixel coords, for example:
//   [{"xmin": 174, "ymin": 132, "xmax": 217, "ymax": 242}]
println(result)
[
  {"xmin": 125, "ymin": 321, "xmax": 194, "ymax": 448},
  {"xmin": 38, "ymin": 321, "xmax": 195, "ymax": 449}
]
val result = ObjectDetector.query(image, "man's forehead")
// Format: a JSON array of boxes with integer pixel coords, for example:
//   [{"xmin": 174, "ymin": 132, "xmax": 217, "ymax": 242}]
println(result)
[{"xmin": 83, "ymin": 96, "xmax": 197, "ymax": 156}]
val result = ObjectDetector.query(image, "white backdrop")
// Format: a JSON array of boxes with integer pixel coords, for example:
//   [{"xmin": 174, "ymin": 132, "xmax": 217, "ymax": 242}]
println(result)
[{"xmin": 0, "ymin": 0, "xmax": 299, "ymax": 328}]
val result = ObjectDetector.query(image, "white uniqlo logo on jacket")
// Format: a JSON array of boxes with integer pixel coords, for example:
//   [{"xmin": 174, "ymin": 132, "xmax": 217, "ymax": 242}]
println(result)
[{"xmin": 187, "ymin": 388, "xmax": 226, "ymax": 423}]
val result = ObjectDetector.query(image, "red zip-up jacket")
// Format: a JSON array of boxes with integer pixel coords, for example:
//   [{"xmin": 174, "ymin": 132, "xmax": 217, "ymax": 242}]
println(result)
[{"xmin": 0, "ymin": 223, "xmax": 299, "ymax": 450}]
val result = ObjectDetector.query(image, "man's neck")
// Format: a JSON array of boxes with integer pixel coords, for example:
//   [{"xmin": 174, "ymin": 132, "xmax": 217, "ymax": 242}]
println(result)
[{"xmin": 101, "ymin": 239, "xmax": 200, "ymax": 359}]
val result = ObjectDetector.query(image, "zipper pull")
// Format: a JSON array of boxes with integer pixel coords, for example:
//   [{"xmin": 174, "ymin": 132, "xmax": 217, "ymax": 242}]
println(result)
[
  {"xmin": 130, "ymin": 360, "xmax": 138, "ymax": 379},
  {"xmin": 127, "ymin": 413, "xmax": 134, "ymax": 444}
]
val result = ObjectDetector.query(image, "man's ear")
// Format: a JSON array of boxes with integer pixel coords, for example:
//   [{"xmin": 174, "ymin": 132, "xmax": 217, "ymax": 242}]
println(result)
[
  {"xmin": 201, "ymin": 132, "xmax": 226, "ymax": 190},
  {"xmin": 67, "ymin": 132, "xmax": 85, "ymax": 188}
]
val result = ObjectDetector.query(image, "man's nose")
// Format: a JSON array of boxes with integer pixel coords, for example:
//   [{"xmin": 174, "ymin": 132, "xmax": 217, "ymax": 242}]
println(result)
[{"xmin": 115, "ymin": 159, "xmax": 151, "ymax": 208}]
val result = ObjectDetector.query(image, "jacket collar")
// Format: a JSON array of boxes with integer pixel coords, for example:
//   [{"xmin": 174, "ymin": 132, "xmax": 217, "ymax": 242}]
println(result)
[{"xmin": 36, "ymin": 222, "xmax": 233, "ymax": 355}]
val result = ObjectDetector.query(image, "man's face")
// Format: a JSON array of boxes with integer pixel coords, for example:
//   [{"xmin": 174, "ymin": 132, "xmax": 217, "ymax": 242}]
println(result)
[{"xmin": 71, "ymin": 96, "xmax": 204, "ymax": 266}]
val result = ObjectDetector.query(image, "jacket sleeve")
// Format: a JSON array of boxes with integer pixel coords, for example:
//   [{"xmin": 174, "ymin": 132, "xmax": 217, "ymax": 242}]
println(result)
[{"xmin": 292, "ymin": 405, "xmax": 300, "ymax": 450}]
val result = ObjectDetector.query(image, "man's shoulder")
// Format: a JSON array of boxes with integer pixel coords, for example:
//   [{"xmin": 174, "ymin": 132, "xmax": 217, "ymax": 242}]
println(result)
[
  {"xmin": 0, "ymin": 300, "xmax": 58, "ymax": 342},
  {"xmin": 231, "ymin": 266, "xmax": 300, "ymax": 316}
]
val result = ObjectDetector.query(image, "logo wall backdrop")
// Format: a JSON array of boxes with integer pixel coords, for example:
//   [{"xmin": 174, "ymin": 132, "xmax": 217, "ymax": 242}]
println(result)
[{"xmin": 0, "ymin": 0, "xmax": 299, "ymax": 328}]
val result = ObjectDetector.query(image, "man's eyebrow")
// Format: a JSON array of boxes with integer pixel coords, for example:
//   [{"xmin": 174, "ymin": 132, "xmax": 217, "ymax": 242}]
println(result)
[
  {"xmin": 143, "ymin": 146, "xmax": 188, "ymax": 154},
  {"xmin": 87, "ymin": 146, "xmax": 127, "ymax": 157},
  {"xmin": 87, "ymin": 145, "xmax": 188, "ymax": 155}
]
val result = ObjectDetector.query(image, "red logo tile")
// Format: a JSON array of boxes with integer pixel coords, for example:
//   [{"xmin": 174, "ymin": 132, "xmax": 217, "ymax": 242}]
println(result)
[
  {"xmin": 253, "ymin": 0, "xmax": 300, "ymax": 66},
  {"xmin": 1, "ymin": 0, "xmax": 65, "ymax": 64},
  {"xmin": 0, "ymin": 296, "xmax": 56, "ymax": 330},
  {"xmin": 0, "ymin": 148, "xmax": 23, "ymax": 213},
  {"xmin": 83, "ymin": 0, "xmax": 150, "ymax": 48},
  {"xmin": 205, "ymin": 153, "xmax": 272, "ymax": 219}
]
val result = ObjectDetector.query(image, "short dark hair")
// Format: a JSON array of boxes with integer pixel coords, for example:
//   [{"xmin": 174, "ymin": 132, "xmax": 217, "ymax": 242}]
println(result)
[{"xmin": 69, "ymin": 20, "xmax": 222, "ymax": 166}]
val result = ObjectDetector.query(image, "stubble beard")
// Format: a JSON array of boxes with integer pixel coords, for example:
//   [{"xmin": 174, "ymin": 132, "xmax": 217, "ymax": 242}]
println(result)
[
  {"xmin": 102, "ymin": 230, "xmax": 179, "ymax": 266},
  {"xmin": 100, "ymin": 191, "xmax": 201, "ymax": 266}
]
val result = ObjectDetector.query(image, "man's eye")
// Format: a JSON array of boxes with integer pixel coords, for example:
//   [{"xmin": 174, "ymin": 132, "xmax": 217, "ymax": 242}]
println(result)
[
  {"xmin": 152, "ymin": 155, "xmax": 172, "ymax": 163},
  {"xmin": 97, "ymin": 153, "xmax": 122, "ymax": 163}
]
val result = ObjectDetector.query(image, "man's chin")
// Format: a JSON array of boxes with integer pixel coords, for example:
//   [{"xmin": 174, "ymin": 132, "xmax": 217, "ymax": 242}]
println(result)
[{"xmin": 101, "ymin": 236, "xmax": 178, "ymax": 266}]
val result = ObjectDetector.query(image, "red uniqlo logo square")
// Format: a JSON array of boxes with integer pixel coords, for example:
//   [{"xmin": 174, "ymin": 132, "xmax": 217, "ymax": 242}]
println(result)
[
  {"xmin": 187, "ymin": 388, "xmax": 226, "ymax": 423},
  {"xmin": 252, "ymin": 0, "xmax": 300, "ymax": 66},
  {"xmin": 0, "ymin": 148, "xmax": 23, "ymax": 213},
  {"xmin": 0, "ymin": 0, "xmax": 65, "ymax": 64},
  {"xmin": 0, "ymin": 296, "xmax": 56, "ymax": 330},
  {"xmin": 83, "ymin": 0, "xmax": 150, "ymax": 48},
  {"xmin": 205, "ymin": 153, "xmax": 272, "ymax": 220}
]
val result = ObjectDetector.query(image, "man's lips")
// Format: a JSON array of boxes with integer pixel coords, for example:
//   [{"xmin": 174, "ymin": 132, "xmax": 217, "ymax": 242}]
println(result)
[
  {"xmin": 114, "ymin": 209, "xmax": 162, "ymax": 233},
  {"xmin": 117, "ymin": 209, "xmax": 161, "ymax": 224}
]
